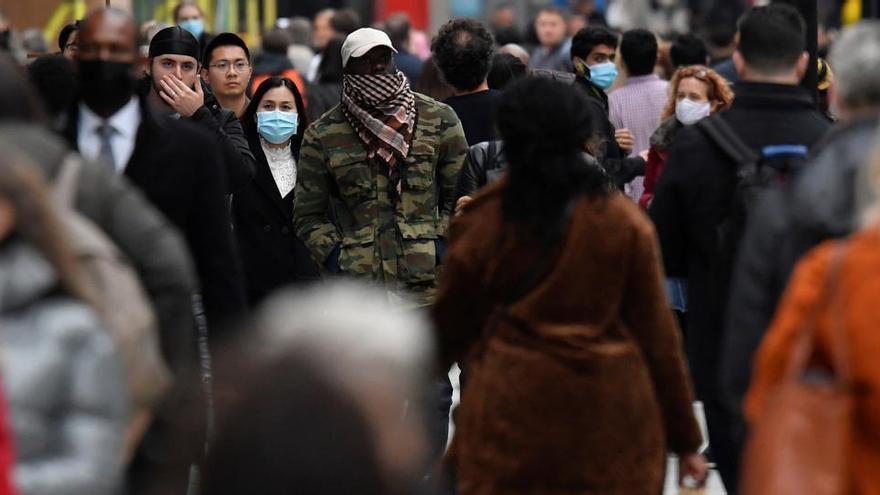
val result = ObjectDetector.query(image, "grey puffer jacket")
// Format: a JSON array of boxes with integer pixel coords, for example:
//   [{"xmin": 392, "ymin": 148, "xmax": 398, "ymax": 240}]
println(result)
[{"xmin": 0, "ymin": 241, "xmax": 128, "ymax": 495}]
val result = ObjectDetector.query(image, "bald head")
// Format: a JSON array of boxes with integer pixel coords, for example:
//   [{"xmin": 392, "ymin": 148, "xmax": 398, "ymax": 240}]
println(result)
[{"xmin": 79, "ymin": 7, "xmax": 139, "ymax": 62}]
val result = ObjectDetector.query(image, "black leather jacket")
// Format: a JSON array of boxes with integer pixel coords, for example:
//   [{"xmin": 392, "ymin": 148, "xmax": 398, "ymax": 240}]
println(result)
[
  {"xmin": 454, "ymin": 140, "xmax": 618, "ymax": 203},
  {"xmin": 454, "ymin": 140, "xmax": 508, "ymax": 202}
]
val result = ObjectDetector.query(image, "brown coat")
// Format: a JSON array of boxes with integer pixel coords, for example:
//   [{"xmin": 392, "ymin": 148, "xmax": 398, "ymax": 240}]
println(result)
[
  {"xmin": 746, "ymin": 226, "xmax": 880, "ymax": 495},
  {"xmin": 433, "ymin": 182, "xmax": 702, "ymax": 495}
]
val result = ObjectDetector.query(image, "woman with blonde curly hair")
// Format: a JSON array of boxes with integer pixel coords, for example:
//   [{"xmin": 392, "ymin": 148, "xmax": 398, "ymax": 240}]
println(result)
[{"xmin": 639, "ymin": 66, "xmax": 734, "ymax": 209}]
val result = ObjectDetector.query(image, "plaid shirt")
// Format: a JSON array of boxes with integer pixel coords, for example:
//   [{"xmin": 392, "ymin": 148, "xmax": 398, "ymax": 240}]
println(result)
[{"xmin": 609, "ymin": 74, "xmax": 669, "ymax": 201}]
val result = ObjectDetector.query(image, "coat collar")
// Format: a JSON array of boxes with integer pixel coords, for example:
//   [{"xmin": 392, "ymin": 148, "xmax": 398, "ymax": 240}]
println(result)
[
  {"xmin": 247, "ymin": 131, "xmax": 293, "ymax": 217},
  {"xmin": 729, "ymin": 82, "xmax": 815, "ymax": 111}
]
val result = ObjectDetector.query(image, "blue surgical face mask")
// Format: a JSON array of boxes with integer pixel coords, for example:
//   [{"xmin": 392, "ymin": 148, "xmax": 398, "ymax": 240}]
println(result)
[
  {"xmin": 588, "ymin": 62, "xmax": 619, "ymax": 90},
  {"xmin": 179, "ymin": 19, "xmax": 204, "ymax": 39},
  {"xmin": 257, "ymin": 110, "xmax": 298, "ymax": 144}
]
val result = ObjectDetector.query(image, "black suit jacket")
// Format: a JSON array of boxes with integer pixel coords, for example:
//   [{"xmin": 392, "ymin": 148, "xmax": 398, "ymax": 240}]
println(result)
[
  {"xmin": 65, "ymin": 97, "xmax": 247, "ymax": 333},
  {"xmin": 232, "ymin": 132, "xmax": 320, "ymax": 306}
]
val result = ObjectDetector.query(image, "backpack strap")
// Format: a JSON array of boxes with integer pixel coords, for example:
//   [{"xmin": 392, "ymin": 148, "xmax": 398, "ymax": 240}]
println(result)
[
  {"xmin": 53, "ymin": 153, "xmax": 83, "ymax": 209},
  {"xmin": 696, "ymin": 116, "xmax": 760, "ymax": 174}
]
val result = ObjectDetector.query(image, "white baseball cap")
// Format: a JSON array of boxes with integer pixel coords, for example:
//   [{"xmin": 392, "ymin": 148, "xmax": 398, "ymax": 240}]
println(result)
[{"xmin": 341, "ymin": 28, "xmax": 398, "ymax": 68}]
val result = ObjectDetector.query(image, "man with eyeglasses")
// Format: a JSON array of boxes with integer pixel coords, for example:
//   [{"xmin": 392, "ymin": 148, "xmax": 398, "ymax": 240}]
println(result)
[
  {"xmin": 200, "ymin": 33, "xmax": 253, "ymax": 119},
  {"xmin": 144, "ymin": 26, "xmax": 255, "ymax": 193}
]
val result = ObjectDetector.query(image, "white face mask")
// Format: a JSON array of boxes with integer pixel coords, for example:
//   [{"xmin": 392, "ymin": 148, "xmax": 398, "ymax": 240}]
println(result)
[{"xmin": 675, "ymin": 98, "xmax": 712, "ymax": 126}]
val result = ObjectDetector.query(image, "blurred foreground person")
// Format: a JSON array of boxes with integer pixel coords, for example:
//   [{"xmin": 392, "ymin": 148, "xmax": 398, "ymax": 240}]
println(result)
[
  {"xmin": 433, "ymin": 76, "xmax": 707, "ymax": 495},
  {"xmin": 234, "ymin": 77, "xmax": 319, "ymax": 306},
  {"xmin": 722, "ymin": 20, "xmax": 880, "ymax": 475},
  {"xmin": 26, "ymin": 55, "xmax": 76, "ymax": 130},
  {"xmin": 744, "ymin": 138, "xmax": 880, "ymax": 495},
  {"xmin": 204, "ymin": 353, "xmax": 387, "ymax": 495},
  {"xmin": 0, "ymin": 381, "xmax": 11, "ymax": 495},
  {"xmin": 0, "ymin": 151, "xmax": 127, "ymax": 495},
  {"xmin": 203, "ymin": 282, "xmax": 433, "ymax": 495}
]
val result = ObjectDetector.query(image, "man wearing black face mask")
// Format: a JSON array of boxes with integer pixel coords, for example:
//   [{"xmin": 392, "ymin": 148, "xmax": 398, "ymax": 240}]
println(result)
[
  {"xmin": 67, "ymin": 8, "xmax": 246, "ymax": 346},
  {"xmin": 67, "ymin": 8, "xmax": 247, "ymax": 491},
  {"xmin": 293, "ymin": 28, "xmax": 468, "ymax": 487}
]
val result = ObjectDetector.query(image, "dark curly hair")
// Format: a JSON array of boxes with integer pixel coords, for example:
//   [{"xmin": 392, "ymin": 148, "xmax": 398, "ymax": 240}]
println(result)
[
  {"xmin": 497, "ymin": 76, "xmax": 609, "ymax": 243},
  {"xmin": 431, "ymin": 18, "xmax": 495, "ymax": 92}
]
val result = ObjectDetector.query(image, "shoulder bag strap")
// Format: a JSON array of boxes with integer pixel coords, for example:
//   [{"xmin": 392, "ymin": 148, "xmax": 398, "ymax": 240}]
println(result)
[
  {"xmin": 784, "ymin": 241, "xmax": 850, "ymax": 384},
  {"xmin": 696, "ymin": 116, "xmax": 760, "ymax": 174},
  {"xmin": 53, "ymin": 152, "xmax": 83, "ymax": 209}
]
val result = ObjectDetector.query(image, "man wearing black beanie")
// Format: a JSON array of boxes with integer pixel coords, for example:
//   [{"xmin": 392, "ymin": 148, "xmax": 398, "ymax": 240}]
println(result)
[{"xmin": 145, "ymin": 25, "xmax": 255, "ymax": 193}]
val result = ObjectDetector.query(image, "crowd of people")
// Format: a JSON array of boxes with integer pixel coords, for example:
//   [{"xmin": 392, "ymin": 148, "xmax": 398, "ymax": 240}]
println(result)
[{"xmin": 0, "ymin": 0, "xmax": 877, "ymax": 494}]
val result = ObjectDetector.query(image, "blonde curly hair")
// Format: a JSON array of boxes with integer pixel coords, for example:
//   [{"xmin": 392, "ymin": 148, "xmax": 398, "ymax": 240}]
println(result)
[{"xmin": 660, "ymin": 65, "xmax": 735, "ymax": 121}]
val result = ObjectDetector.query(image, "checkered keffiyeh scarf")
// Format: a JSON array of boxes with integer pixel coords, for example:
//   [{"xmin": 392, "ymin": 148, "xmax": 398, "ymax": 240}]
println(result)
[{"xmin": 341, "ymin": 71, "xmax": 417, "ymax": 202}]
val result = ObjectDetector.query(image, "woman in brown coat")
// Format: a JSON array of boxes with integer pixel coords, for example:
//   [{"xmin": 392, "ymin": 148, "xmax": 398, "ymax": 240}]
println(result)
[{"xmin": 432, "ymin": 77, "xmax": 707, "ymax": 494}]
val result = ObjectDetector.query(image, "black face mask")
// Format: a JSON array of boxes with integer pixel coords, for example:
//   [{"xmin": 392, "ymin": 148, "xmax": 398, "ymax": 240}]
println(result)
[{"xmin": 77, "ymin": 59, "xmax": 136, "ymax": 116}]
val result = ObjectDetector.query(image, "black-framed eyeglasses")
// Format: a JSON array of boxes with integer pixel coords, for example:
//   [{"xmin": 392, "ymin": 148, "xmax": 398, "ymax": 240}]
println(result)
[
  {"xmin": 209, "ymin": 60, "xmax": 250, "ymax": 73},
  {"xmin": 64, "ymin": 43, "xmax": 79, "ymax": 52}
]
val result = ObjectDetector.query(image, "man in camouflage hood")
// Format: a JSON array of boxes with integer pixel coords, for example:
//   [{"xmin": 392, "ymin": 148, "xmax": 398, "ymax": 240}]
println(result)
[{"xmin": 293, "ymin": 28, "xmax": 468, "ymax": 308}]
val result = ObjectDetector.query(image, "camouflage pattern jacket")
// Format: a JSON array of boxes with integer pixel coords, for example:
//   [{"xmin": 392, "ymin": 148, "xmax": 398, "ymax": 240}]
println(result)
[{"xmin": 294, "ymin": 92, "xmax": 468, "ymax": 306}]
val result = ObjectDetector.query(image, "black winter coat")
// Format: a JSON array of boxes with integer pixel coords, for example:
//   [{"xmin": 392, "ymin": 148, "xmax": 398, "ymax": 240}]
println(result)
[
  {"xmin": 64, "ymin": 97, "xmax": 247, "ymax": 333},
  {"xmin": 573, "ymin": 75, "xmax": 645, "ymax": 188},
  {"xmin": 720, "ymin": 116, "xmax": 879, "ymax": 441},
  {"xmin": 188, "ymin": 86, "xmax": 257, "ymax": 193},
  {"xmin": 454, "ymin": 140, "xmax": 507, "ymax": 202},
  {"xmin": 648, "ymin": 83, "xmax": 829, "ymax": 490},
  {"xmin": 232, "ymin": 133, "xmax": 321, "ymax": 306}
]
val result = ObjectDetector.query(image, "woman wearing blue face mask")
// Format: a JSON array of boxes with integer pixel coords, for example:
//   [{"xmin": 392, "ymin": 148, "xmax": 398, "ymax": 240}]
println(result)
[
  {"xmin": 235, "ymin": 77, "xmax": 320, "ymax": 306},
  {"xmin": 174, "ymin": 2, "xmax": 212, "ymax": 48}
]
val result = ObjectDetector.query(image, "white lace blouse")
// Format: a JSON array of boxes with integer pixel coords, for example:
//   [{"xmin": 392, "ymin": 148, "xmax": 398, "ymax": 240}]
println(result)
[{"xmin": 260, "ymin": 138, "xmax": 297, "ymax": 197}]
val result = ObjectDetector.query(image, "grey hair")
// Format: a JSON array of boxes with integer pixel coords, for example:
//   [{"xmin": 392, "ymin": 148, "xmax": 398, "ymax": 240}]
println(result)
[
  {"xmin": 288, "ymin": 17, "xmax": 312, "ymax": 45},
  {"xmin": 254, "ymin": 281, "xmax": 434, "ymax": 393},
  {"xmin": 829, "ymin": 21, "xmax": 880, "ymax": 110}
]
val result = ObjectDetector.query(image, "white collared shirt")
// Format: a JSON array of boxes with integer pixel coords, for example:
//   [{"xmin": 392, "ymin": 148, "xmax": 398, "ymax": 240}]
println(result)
[{"xmin": 77, "ymin": 97, "xmax": 141, "ymax": 173}]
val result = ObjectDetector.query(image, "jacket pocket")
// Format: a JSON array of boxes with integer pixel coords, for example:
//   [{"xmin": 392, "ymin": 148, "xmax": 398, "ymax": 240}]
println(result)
[
  {"xmin": 398, "ymin": 221, "xmax": 439, "ymax": 284},
  {"xmin": 329, "ymin": 148, "xmax": 374, "ymax": 202},
  {"xmin": 339, "ymin": 225, "xmax": 374, "ymax": 276},
  {"xmin": 402, "ymin": 156, "xmax": 438, "ymax": 222}
]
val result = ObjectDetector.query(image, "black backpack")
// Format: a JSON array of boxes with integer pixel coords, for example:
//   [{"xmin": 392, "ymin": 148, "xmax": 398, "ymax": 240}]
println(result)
[{"xmin": 696, "ymin": 116, "xmax": 809, "ymax": 276}]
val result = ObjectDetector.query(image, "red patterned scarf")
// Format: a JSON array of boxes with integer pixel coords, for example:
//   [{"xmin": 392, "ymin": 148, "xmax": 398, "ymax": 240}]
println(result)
[{"xmin": 341, "ymin": 71, "xmax": 417, "ymax": 202}]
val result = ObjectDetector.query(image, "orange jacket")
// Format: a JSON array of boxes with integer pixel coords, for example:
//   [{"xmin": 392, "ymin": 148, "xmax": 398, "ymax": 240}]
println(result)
[{"xmin": 746, "ymin": 226, "xmax": 880, "ymax": 495}]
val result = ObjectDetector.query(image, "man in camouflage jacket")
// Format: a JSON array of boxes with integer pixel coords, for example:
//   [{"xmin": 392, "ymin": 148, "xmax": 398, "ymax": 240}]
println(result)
[{"xmin": 294, "ymin": 29, "xmax": 468, "ymax": 308}]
